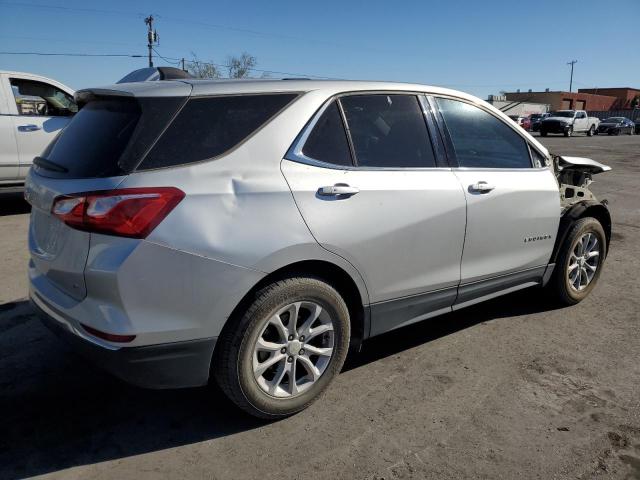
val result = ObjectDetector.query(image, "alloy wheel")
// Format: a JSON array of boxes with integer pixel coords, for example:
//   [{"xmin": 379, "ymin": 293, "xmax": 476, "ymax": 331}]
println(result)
[
  {"xmin": 252, "ymin": 301, "xmax": 334, "ymax": 398},
  {"xmin": 567, "ymin": 232, "xmax": 600, "ymax": 291}
]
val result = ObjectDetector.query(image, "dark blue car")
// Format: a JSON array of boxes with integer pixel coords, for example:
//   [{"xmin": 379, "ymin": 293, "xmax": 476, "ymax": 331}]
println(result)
[{"xmin": 597, "ymin": 117, "xmax": 635, "ymax": 135}]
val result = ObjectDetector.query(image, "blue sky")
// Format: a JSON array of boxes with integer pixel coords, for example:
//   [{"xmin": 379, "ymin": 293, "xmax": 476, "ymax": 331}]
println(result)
[{"xmin": 1, "ymin": 0, "xmax": 638, "ymax": 99}]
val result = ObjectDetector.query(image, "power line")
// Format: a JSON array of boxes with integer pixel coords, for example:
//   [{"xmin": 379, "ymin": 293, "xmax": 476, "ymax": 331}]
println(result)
[
  {"xmin": 160, "ymin": 51, "xmax": 334, "ymax": 79},
  {"xmin": 0, "ymin": 1, "xmax": 147, "ymax": 18},
  {"xmin": 0, "ymin": 51, "xmax": 144, "ymax": 58},
  {"xmin": 0, "ymin": 50, "xmax": 333, "ymax": 79},
  {"xmin": 152, "ymin": 48, "xmax": 181, "ymax": 66},
  {"xmin": 1, "ymin": 1, "xmax": 383, "ymax": 53}
]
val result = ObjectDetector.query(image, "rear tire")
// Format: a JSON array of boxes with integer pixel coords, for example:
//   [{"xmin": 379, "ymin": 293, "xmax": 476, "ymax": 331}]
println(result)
[
  {"xmin": 214, "ymin": 276, "xmax": 350, "ymax": 419},
  {"xmin": 549, "ymin": 217, "xmax": 606, "ymax": 306},
  {"xmin": 540, "ymin": 130, "xmax": 547, "ymax": 137}
]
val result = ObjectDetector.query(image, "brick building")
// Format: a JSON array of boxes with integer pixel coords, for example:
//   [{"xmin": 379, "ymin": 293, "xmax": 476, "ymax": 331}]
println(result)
[
  {"xmin": 577, "ymin": 87, "xmax": 640, "ymax": 109},
  {"xmin": 504, "ymin": 90, "xmax": 617, "ymax": 111}
]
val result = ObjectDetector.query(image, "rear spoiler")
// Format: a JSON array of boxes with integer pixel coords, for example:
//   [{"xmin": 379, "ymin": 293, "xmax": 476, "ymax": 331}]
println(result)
[
  {"xmin": 74, "ymin": 88, "xmax": 134, "ymax": 106},
  {"xmin": 75, "ymin": 82, "xmax": 193, "ymax": 107}
]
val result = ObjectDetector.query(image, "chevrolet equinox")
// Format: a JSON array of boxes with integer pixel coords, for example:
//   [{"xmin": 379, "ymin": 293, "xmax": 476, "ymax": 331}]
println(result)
[{"xmin": 25, "ymin": 79, "xmax": 612, "ymax": 418}]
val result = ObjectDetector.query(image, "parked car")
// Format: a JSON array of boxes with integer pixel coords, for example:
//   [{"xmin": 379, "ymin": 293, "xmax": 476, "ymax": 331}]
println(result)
[
  {"xmin": 0, "ymin": 71, "xmax": 76, "ymax": 189},
  {"xmin": 26, "ymin": 79, "xmax": 612, "ymax": 419},
  {"xmin": 597, "ymin": 117, "xmax": 635, "ymax": 135},
  {"xmin": 508, "ymin": 115, "xmax": 525, "ymax": 127},
  {"xmin": 540, "ymin": 110, "xmax": 600, "ymax": 137},
  {"xmin": 529, "ymin": 113, "xmax": 551, "ymax": 132}
]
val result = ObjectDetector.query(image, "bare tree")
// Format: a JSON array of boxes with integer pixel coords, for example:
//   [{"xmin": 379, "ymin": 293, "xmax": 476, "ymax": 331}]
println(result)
[
  {"xmin": 187, "ymin": 53, "xmax": 222, "ymax": 79},
  {"xmin": 187, "ymin": 51, "xmax": 259, "ymax": 79},
  {"xmin": 227, "ymin": 52, "xmax": 257, "ymax": 79}
]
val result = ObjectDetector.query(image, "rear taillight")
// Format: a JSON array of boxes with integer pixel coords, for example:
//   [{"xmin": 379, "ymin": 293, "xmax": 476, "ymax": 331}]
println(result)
[{"xmin": 51, "ymin": 187, "xmax": 184, "ymax": 238}]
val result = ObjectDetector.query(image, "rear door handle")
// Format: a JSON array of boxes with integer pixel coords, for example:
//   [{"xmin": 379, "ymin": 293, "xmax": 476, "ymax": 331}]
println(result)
[
  {"xmin": 469, "ymin": 181, "xmax": 495, "ymax": 193},
  {"xmin": 318, "ymin": 184, "xmax": 360, "ymax": 196},
  {"xmin": 18, "ymin": 124, "xmax": 41, "ymax": 132}
]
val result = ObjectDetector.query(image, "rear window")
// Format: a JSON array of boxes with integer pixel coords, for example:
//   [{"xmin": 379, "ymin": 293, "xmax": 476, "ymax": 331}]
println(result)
[
  {"xmin": 39, "ymin": 99, "xmax": 140, "ymax": 178},
  {"xmin": 139, "ymin": 93, "xmax": 298, "ymax": 170}
]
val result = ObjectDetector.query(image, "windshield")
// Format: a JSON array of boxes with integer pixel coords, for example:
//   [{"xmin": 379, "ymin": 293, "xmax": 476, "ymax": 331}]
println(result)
[
  {"xmin": 603, "ymin": 117, "xmax": 624, "ymax": 123},
  {"xmin": 530, "ymin": 114, "xmax": 544, "ymax": 119},
  {"xmin": 550, "ymin": 111, "xmax": 574, "ymax": 118}
]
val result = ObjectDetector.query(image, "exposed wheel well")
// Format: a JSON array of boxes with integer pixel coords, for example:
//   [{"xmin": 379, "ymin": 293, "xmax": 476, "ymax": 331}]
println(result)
[
  {"xmin": 214, "ymin": 260, "xmax": 367, "ymax": 361},
  {"xmin": 551, "ymin": 201, "xmax": 612, "ymax": 264}
]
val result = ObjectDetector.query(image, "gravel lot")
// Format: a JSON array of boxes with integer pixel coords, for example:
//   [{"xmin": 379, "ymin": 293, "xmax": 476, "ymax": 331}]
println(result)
[{"xmin": 1, "ymin": 133, "xmax": 639, "ymax": 480}]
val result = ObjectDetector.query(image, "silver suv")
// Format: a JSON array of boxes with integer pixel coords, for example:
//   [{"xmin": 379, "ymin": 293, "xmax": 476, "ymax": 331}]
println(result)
[{"xmin": 26, "ymin": 79, "xmax": 612, "ymax": 418}]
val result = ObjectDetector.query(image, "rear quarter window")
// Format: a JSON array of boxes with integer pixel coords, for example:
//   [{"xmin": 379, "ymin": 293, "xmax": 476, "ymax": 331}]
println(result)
[{"xmin": 139, "ymin": 93, "xmax": 298, "ymax": 170}]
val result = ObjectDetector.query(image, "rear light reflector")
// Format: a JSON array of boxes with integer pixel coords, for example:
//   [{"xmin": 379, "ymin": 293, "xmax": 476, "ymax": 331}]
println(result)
[
  {"xmin": 51, "ymin": 187, "xmax": 184, "ymax": 238},
  {"xmin": 81, "ymin": 323, "xmax": 136, "ymax": 343}
]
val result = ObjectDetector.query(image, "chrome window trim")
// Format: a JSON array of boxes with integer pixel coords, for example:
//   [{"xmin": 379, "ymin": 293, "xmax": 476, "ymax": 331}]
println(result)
[
  {"xmin": 285, "ymin": 90, "xmax": 449, "ymax": 172},
  {"xmin": 452, "ymin": 166, "xmax": 551, "ymax": 173}
]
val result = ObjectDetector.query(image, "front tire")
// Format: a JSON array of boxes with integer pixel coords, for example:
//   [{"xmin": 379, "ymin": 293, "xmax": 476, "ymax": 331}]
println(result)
[
  {"xmin": 540, "ymin": 130, "xmax": 547, "ymax": 137},
  {"xmin": 549, "ymin": 217, "xmax": 606, "ymax": 305},
  {"xmin": 587, "ymin": 125, "xmax": 595, "ymax": 136},
  {"xmin": 214, "ymin": 277, "xmax": 350, "ymax": 419},
  {"xmin": 564, "ymin": 127, "xmax": 573, "ymax": 137}
]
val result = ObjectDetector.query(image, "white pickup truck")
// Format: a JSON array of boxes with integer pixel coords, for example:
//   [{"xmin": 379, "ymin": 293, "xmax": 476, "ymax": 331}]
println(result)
[
  {"xmin": 539, "ymin": 110, "xmax": 600, "ymax": 137},
  {"xmin": 0, "ymin": 71, "xmax": 76, "ymax": 189}
]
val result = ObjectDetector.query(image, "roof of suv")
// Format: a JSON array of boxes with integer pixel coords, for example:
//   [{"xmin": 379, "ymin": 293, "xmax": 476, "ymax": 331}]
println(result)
[{"xmin": 80, "ymin": 78, "xmax": 481, "ymax": 104}]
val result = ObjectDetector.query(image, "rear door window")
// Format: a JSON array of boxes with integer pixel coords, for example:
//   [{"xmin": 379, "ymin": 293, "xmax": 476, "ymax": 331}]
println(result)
[
  {"xmin": 140, "ymin": 93, "xmax": 298, "ymax": 170},
  {"xmin": 436, "ymin": 97, "xmax": 532, "ymax": 169},
  {"xmin": 339, "ymin": 94, "xmax": 436, "ymax": 168},
  {"xmin": 302, "ymin": 101, "xmax": 353, "ymax": 166}
]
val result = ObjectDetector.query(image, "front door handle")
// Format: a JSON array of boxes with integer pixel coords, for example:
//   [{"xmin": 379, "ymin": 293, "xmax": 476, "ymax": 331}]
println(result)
[
  {"xmin": 318, "ymin": 184, "xmax": 360, "ymax": 197},
  {"xmin": 469, "ymin": 181, "xmax": 495, "ymax": 193},
  {"xmin": 18, "ymin": 124, "xmax": 41, "ymax": 132}
]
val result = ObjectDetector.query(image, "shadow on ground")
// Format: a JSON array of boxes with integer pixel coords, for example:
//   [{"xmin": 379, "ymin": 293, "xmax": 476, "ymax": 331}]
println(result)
[
  {"xmin": 0, "ymin": 192, "xmax": 30, "ymax": 217},
  {"xmin": 0, "ymin": 289, "xmax": 561, "ymax": 479}
]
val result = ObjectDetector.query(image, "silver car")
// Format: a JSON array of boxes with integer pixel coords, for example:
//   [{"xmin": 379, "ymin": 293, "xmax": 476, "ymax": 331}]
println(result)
[{"xmin": 26, "ymin": 79, "xmax": 612, "ymax": 418}]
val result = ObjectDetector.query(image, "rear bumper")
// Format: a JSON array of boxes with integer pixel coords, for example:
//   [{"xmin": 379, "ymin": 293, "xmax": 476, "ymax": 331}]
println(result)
[{"xmin": 32, "ymin": 297, "xmax": 216, "ymax": 389}]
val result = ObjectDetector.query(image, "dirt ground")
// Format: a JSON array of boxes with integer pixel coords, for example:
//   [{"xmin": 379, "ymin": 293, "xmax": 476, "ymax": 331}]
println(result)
[{"xmin": 1, "ymin": 133, "xmax": 639, "ymax": 480}]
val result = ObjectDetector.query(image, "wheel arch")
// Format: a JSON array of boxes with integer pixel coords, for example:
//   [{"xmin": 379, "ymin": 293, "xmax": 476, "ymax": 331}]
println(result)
[
  {"xmin": 550, "ymin": 200, "xmax": 612, "ymax": 264},
  {"xmin": 213, "ymin": 258, "xmax": 370, "ymax": 369}
]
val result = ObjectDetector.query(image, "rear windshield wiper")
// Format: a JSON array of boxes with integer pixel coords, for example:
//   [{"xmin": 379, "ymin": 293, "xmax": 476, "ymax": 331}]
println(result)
[{"xmin": 33, "ymin": 156, "xmax": 68, "ymax": 173}]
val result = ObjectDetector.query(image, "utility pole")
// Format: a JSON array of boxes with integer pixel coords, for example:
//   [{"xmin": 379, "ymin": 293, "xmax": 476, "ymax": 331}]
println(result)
[
  {"xmin": 567, "ymin": 60, "xmax": 577, "ymax": 92},
  {"xmin": 181, "ymin": 57, "xmax": 185, "ymax": 71},
  {"xmin": 144, "ymin": 15, "xmax": 159, "ymax": 68}
]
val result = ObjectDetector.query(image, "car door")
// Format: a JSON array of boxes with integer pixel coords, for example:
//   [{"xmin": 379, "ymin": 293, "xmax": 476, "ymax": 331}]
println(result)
[
  {"xmin": 282, "ymin": 93, "xmax": 467, "ymax": 336},
  {"xmin": 431, "ymin": 96, "xmax": 560, "ymax": 308},
  {"xmin": 8, "ymin": 76, "xmax": 76, "ymax": 179},
  {"xmin": 0, "ymin": 74, "xmax": 19, "ymax": 181},
  {"xmin": 575, "ymin": 111, "xmax": 587, "ymax": 131}
]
